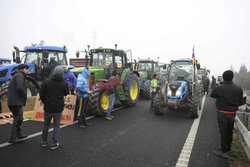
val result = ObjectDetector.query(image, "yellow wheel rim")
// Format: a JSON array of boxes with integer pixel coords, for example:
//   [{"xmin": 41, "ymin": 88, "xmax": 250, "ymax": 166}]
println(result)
[
  {"xmin": 130, "ymin": 80, "xmax": 138, "ymax": 100},
  {"xmin": 101, "ymin": 91, "xmax": 109, "ymax": 110}
]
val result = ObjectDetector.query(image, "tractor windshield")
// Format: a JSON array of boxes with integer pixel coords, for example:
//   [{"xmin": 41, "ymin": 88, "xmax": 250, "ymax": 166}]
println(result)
[
  {"xmin": 138, "ymin": 62, "xmax": 152, "ymax": 71},
  {"xmin": 198, "ymin": 69, "xmax": 206, "ymax": 79},
  {"xmin": 92, "ymin": 52, "xmax": 113, "ymax": 68},
  {"xmin": 168, "ymin": 61, "xmax": 193, "ymax": 82},
  {"xmin": 25, "ymin": 51, "xmax": 67, "ymax": 65}
]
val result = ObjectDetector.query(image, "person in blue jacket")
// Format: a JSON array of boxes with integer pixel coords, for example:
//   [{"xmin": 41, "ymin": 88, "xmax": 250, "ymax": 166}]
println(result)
[
  {"xmin": 62, "ymin": 65, "xmax": 77, "ymax": 94},
  {"xmin": 76, "ymin": 67, "xmax": 92, "ymax": 129}
]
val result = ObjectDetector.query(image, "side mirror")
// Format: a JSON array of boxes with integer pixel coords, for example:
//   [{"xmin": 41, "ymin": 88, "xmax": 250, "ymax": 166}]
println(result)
[
  {"xmin": 76, "ymin": 51, "xmax": 80, "ymax": 58},
  {"xmin": 163, "ymin": 64, "xmax": 167, "ymax": 70},
  {"xmin": 197, "ymin": 63, "xmax": 200, "ymax": 70}
]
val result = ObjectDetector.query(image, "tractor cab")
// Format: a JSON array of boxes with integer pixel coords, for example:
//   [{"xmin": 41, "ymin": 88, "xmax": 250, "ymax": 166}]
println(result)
[
  {"xmin": 137, "ymin": 59, "xmax": 158, "ymax": 79},
  {"xmin": 20, "ymin": 46, "xmax": 68, "ymax": 81},
  {"xmin": 90, "ymin": 48, "xmax": 133, "ymax": 79}
]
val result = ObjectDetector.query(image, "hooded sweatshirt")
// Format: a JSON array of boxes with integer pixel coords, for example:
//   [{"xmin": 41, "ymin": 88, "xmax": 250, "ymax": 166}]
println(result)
[
  {"xmin": 7, "ymin": 69, "xmax": 27, "ymax": 106},
  {"xmin": 76, "ymin": 67, "xmax": 90, "ymax": 98},
  {"xmin": 40, "ymin": 67, "xmax": 69, "ymax": 113}
]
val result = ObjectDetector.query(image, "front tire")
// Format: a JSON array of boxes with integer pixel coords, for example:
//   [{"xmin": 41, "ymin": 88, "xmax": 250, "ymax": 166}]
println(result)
[
  {"xmin": 188, "ymin": 96, "xmax": 199, "ymax": 119},
  {"xmin": 153, "ymin": 93, "xmax": 165, "ymax": 115}
]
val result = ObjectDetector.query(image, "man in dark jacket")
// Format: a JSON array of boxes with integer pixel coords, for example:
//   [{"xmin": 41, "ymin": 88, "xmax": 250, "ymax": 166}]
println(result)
[
  {"xmin": 8, "ymin": 64, "xmax": 29, "ymax": 143},
  {"xmin": 211, "ymin": 76, "xmax": 216, "ymax": 89},
  {"xmin": 202, "ymin": 75, "xmax": 210, "ymax": 95},
  {"xmin": 40, "ymin": 67, "xmax": 68, "ymax": 150},
  {"xmin": 211, "ymin": 70, "xmax": 243, "ymax": 158}
]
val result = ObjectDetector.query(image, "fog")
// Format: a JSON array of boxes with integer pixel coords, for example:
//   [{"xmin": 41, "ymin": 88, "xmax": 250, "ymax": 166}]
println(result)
[{"xmin": 0, "ymin": 0, "xmax": 250, "ymax": 76}]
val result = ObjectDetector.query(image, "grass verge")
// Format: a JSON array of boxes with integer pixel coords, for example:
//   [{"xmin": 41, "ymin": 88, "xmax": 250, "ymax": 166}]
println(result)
[{"xmin": 228, "ymin": 130, "xmax": 250, "ymax": 167}]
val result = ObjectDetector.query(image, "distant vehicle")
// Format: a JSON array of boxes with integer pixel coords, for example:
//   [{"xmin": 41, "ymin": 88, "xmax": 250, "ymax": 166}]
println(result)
[
  {"xmin": 137, "ymin": 59, "xmax": 169, "ymax": 99},
  {"xmin": 217, "ymin": 76, "xmax": 223, "ymax": 82},
  {"xmin": 0, "ymin": 58, "xmax": 11, "ymax": 66}
]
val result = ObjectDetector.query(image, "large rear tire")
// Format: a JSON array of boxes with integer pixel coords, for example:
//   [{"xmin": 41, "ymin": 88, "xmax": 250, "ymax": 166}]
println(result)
[
  {"xmin": 153, "ymin": 93, "xmax": 164, "ymax": 115},
  {"xmin": 142, "ymin": 80, "xmax": 151, "ymax": 100},
  {"xmin": 121, "ymin": 73, "xmax": 140, "ymax": 107}
]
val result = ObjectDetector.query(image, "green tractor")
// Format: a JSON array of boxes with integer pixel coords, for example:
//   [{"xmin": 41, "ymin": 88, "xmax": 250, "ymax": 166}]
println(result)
[
  {"xmin": 152, "ymin": 59, "xmax": 202, "ymax": 118},
  {"xmin": 137, "ymin": 59, "xmax": 158, "ymax": 99},
  {"xmin": 71, "ymin": 46, "xmax": 140, "ymax": 116}
]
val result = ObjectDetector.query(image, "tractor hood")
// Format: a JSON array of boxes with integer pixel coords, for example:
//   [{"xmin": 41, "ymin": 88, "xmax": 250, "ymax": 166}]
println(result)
[
  {"xmin": 70, "ymin": 66, "xmax": 105, "ymax": 81},
  {"xmin": 167, "ymin": 81, "xmax": 188, "ymax": 101},
  {"xmin": 0, "ymin": 63, "xmax": 35, "ymax": 82}
]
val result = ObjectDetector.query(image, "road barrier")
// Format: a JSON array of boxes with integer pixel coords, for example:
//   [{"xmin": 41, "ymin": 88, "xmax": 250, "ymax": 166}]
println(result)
[{"xmin": 235, "ymin": 103, "xmax": 250, "ymax": 160}]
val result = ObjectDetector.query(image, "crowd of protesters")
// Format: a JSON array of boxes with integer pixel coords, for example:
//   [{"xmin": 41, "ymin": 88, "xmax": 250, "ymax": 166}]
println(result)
[{"xmin": 7, "ymin": 64, "xmax": 245, "ymax": 155}]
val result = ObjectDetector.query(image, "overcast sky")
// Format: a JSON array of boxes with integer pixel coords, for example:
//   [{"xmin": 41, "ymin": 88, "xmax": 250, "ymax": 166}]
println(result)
[{"xmin": 0, "ymin": 0, "xmax": 250, "ymax": 76}]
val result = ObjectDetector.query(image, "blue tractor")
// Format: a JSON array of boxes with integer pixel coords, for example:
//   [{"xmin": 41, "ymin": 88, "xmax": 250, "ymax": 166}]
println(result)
[
  {"xmin": 0, "ymin": 58, "xmax": 11, "ymax": 67},
  {"xmin": 0, "ymin": 45, "xmax": 73, "ymax": 112},
  {"xmin": 152, "ymin": 59, "xmax": 202, "ymax": 118}
]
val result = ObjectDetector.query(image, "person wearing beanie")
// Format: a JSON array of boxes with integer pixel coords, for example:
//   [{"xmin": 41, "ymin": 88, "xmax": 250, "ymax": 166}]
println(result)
[
  {"xmin": 105, "ymin": 71, "xmax": 118, "ymax": 120},
  {"xmin": 8, "ymin": 64, "xmax": 30, "ymax": 143},
  {"xmin": 211, "ymin": 70, "xmax": 243, "ymax": 158},
  {"xmin": 40, "ymin": 67, "xmax": 69, "ymax": 150}
]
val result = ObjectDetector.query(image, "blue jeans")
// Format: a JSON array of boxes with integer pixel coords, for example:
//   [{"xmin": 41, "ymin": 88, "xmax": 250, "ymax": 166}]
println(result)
[
  {"xmin": 42, "ymin": 111, "xmax": 62, "ymax": 145},
  {"xmin": 107, "ymin": 93, "xmax": 115, "ymax": 116}
]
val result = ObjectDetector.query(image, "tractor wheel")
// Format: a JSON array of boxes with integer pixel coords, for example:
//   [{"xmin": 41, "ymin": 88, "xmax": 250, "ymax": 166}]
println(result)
[
  {"xmin": 0, "ymin": 80, "xmax": 37, "ymax": 113},
  {"xmin": 153, "ymin": 93, "xmax": 164, "ymax": 115},
  {"xmin": 88, "ymin": 89, "xmax": 110, "ymax": 117},
  {"xmin": 121, "ymin": 73, "xmax": 140, "ymax": 107},
  {"xmin": 187, "ymin": 96, "xmax": 199, "ymax": 119},
  {"xmin": 142, "ymin": 80, "xmax": 151, "ymax": 99}
]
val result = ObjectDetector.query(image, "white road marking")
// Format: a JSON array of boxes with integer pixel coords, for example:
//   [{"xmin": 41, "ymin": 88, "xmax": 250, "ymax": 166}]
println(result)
[
  {"xmin": 0, "ymin": 106, "xmax": 124, "ymax": 149},
  {"xmin": 175, "ymin": 96, "xmax": 206, "ymax": 167}
]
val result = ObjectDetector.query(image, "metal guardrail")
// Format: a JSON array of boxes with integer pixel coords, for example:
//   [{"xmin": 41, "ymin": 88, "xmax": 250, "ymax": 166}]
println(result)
[{"xmin": 235, "ymin": 103, "xmax": 250, "ymax": 160}]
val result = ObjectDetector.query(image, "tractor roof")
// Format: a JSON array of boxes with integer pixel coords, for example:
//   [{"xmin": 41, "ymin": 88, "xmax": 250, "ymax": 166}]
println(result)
[
  {"xmin": 171, "ymin": 59, "xmax": 193, "ymax": 64},
  {"xmin": 0, "ymin": 58, "xmax": 11, "ymax": 61},
  {"xmin": 138, "ymin": 59, "xmax": 155, "ymax": 63},
  {"xmin": 90, "ymin": 48, "xmax": 123, "ymax": 54},
  {"xmin": 24, "ymin": 46, "xmax": 68, "ymax": 52}
]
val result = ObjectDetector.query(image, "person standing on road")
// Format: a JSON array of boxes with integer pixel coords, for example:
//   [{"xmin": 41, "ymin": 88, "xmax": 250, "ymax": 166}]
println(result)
[
  {"xmin": 76, "ymin": 67, "xmax": 92, "ymax": 129},
  {"xmin": 150, "ymin": 74, "xmax": 160, "ymax": 110},
  {"xmin": 40, "ymin": 67, "xmax": 69, "ymax": 150},
  {"xmin": 202, "ymin": 75, "xmax": 210, "ymax": 95},
  {"xmin": 106, "ymin": 71, "xmax": 118, "ymax": 120},
  {"xmin": 8, "ymin": 64, "xmax": 29, "ymax": 143},
  {"xmin": 211, "ymin": 76, "xmax": 216, "ymax": 89},
  {"xmin": 62, "ymin": 65, "xmax": 77, "ymax": 94},
  {"xmin": 211, "ymin": 70, "xmax": 243, "ymax": 158}
]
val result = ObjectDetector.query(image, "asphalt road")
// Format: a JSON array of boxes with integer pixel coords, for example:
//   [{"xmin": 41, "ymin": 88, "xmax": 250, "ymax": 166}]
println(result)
[{"xmin": 0, "ymin": 96, "xmax": 228, "ymax": 167}]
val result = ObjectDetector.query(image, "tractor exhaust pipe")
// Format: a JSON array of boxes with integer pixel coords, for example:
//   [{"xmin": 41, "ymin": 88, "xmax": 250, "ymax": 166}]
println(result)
[{"xmin": 13, "ymin": 46, "xmax": 21, "ymax": 63}]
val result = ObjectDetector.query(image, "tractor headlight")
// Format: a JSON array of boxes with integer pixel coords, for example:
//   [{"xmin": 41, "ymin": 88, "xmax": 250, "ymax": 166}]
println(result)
[
  {"xmin": 176, "ymin": 87, "xmax": 181, "ymax": 96},
  {"xmin": 167, "ymin": 86, "xmax": 171, "ymax": 95}
]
